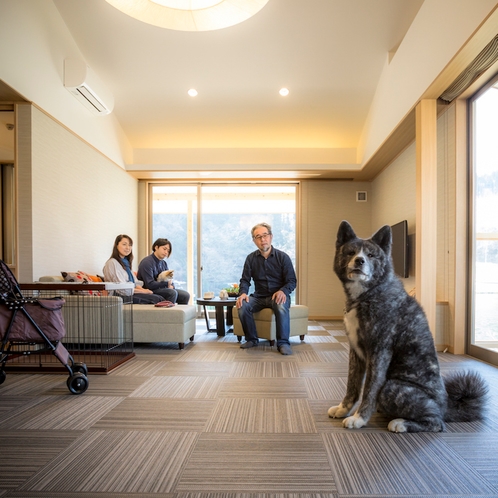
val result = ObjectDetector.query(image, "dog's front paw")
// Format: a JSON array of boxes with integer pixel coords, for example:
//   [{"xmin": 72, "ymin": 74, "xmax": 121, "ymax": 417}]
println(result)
[
  {"xmin": 328, "ymin": 403, "xmax": 349, "ymax": 418},
  {"xmin": 387, "ymin": 418, "xmax": 408, "ymax": 433},
  {"xmin": 343, "ymin": 413, "xmax": 367, "ymax": 429}
]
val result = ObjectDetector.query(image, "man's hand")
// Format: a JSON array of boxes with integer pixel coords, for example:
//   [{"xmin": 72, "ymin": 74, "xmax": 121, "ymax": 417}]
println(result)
[
  {"xmin": 135, "ymin": 287, "xmax": 153, "ymax": 294},
  {"xmin": 272, "ymin": 290, "xmax": 286, "ymax": 305},
  {"xmin": 236, "ymin": 293, "xmax": 249, "ymax": 308}
]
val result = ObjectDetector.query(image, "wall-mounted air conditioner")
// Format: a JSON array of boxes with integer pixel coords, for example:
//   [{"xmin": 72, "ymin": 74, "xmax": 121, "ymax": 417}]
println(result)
[{"xmin": 64, "ymin": 58, "xmax": 114, "ymax": 115}]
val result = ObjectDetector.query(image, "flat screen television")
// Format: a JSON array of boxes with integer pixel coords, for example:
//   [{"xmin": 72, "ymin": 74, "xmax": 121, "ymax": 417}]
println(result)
[{"xmin": 391, "ymin": 220, "xmax": 409, "ymax": 278}]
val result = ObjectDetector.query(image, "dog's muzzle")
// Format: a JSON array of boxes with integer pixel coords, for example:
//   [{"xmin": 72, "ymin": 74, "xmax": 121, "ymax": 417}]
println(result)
[
  {"xmin": 354, "ymin": 256, "xmax": 365, "ymax": 268},
  {"xmin": 347, "ymin": 256, "xmax": 369, "ymax": 280}
]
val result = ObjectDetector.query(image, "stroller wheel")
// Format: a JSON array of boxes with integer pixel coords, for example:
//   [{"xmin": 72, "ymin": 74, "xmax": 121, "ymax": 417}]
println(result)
[
  {"xmin": 72, "ymin": 362, "xmax": 88, "ymax": 376},
  {"xmin": 67, "ymin": 372, "xmax": 89, "ymax": 394},
  {"xmin": 0, "ymin": 370, "xmax": 6, "ymax": 385}
]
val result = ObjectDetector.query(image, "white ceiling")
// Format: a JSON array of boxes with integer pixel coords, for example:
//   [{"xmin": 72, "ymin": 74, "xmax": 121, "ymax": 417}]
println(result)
[{"xmin": 52, "ymin": 0, "xmax": 423, "ymax": 156}]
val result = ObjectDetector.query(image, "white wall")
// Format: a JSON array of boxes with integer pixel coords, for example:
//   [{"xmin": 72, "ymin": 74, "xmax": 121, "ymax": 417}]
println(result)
[
  {"xmin": 300, "ymin": 180, "xmax": 372, "ymax": 318},
  {"xmin": 17, "ymin": 106, "xmax": 138, "ymax": 281},
  {"xmin": 371, "ymin": 142, "xmax": 417, "ymax": 293},
  {"xmin": 0, "ymin": 0, "xmax": 132, "ymax": 168},
  {"xmin": 359, "ymin": 0, "xmax": 498, "ymax": 166}
]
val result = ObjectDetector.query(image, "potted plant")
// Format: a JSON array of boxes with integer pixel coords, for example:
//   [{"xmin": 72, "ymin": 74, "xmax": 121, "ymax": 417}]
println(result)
[{"xmin": 224, "ymin": 283, "xmax": 239, "ymax": 297}]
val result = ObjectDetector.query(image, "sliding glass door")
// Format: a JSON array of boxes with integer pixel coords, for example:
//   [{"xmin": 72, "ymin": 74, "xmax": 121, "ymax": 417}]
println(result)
[
  {"xmin": 468, "ymin": 77, "xmax": 498, "ymax": 365},
  {"xmin": 150, "ymin": 184, "xmax": 297, "ymax": 302}
]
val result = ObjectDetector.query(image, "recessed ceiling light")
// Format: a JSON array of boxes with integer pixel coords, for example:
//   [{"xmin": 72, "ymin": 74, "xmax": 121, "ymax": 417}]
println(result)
[
  {"xmin": 279, "ymin": 88, "xmax": 289, "ymax": 97},
  {"xmin": 188, "ymin": 89, "xmax": 198, "ymax": 97}
]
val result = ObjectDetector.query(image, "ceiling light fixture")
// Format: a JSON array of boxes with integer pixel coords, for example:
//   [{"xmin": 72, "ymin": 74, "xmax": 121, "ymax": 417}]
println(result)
[
  {"xmin": 105, "ymin": 0, "xmax": 271, "ymax": 32},
  {"xmin": 279, "ymin": 88, "xmax": 289, "ymax": 96},
  {"xmin": 188, "ymin": 88, "xmax": 198, "ymax": 96}
]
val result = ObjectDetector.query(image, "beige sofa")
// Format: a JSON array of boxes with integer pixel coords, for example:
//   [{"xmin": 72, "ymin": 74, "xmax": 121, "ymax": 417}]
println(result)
[
  {"xmin": 233, "ymin": 305, "xmax": 309, "ymax": 346},
  {"xmin": 132, "ymin": 304, "xmax": 196, "ymax": 348},
  {"xmin": 36, "ymin": 276, "xmax": 197, "ymax": 349}
]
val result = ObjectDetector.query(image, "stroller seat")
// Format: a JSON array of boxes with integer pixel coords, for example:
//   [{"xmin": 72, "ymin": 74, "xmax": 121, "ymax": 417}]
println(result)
[{"xmin": 0, "ymin": 260, "xmax": 89, "ymax": 394}]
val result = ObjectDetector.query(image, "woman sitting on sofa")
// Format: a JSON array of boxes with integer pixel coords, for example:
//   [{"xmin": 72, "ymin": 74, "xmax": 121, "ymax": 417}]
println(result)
[{"xmin": 103, "ymin": 234, "xmax": 165, "ymax": 305}]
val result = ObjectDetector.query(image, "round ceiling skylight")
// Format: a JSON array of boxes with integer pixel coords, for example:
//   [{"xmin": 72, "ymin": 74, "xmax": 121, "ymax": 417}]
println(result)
[{"xmin": 105, "ymin": 0, "xmax": 271, "ymax": 32}]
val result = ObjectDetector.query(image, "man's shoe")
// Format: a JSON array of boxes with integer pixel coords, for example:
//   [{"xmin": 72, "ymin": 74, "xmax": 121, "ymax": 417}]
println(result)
[
  {"xmin": 240, "ymin": 340, "xmax": 258, "ymax": 349},
  {"xmin": 278, "ymin": 344, "xmax": 292, "ymax": 355}
]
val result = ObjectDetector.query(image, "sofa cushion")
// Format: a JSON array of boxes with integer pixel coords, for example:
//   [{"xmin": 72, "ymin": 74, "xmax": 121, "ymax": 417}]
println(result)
[
  {"xmin": 61, "ymin": 271, "xmax": 102, "ymax": 296},
  {"xmin": 133, "ymin": 304, "xmax": 197, "ymax": 324},
  {"xmin": 233, "ymin": 305, "xmax": 309, "ymax": 342},
  {"xmin": 62, "ymin": 271, "xmax": 93, "ymax": 283},
  {"xmin": 39, "ymin": 275, "xmax": 64, "ymax": 282}
]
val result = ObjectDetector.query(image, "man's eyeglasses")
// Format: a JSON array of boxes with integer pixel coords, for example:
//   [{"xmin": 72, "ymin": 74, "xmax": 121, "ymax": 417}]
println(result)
[{"xmin": 253, "ymin": 233, "xmax": 271, "ymax": 241}]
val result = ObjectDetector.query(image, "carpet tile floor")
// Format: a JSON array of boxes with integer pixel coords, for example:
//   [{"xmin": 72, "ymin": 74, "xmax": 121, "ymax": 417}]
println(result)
[{"xmin": 0, "ymin": 319, "xmax": 497, "ymax": 497}]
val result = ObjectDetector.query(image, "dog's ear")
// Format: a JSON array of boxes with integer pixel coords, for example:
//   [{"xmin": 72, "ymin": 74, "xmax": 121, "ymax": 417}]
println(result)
[
  {"xmin": 371, "ymin": 225, "xmax": 392, "ymax": 255},
  {"xmin": 336, "ymin": 221, "xmax": 357, "ymax": 248}
]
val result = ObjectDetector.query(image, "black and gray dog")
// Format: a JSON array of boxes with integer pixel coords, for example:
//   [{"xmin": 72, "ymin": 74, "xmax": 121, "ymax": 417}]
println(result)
[{"xmin": 328, "ymin": 220, "xmax": 488, "ymax": 432}]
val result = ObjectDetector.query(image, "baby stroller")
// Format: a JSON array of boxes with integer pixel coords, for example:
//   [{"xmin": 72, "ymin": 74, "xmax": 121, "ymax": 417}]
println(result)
[{"xmin": 0, "ymin": 259, "xmax": 89, "ymax": 394}]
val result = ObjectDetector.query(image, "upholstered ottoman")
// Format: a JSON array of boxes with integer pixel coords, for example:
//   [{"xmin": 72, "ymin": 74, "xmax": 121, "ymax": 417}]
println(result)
[
  {"xmin": 132, "ymin": 304, "xmax": 197, "ymax": 349},
  {"xmin": 233, "ymin": 305, "xmax": 309, "ymax": 346}
]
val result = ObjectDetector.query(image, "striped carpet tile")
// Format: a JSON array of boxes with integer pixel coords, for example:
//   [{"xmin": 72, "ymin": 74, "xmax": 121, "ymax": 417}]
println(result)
[
  {"xmin": 0, "ymin": 373, "xmax": 66, "ymax": 396},
  {"xmin": 444, "ymin": 419, "xmax": 498, "ymax": 433},
  {"xmin": 0, "ymin": 431, "xmax": 80, "ymax": 489},
  {"xmin": 5, "ymin": 493, "xmax": 176, "ymax": 498},
  {"xmin": 306, "ymin": 325, "xmax": 328, "ymax": 331},
  {"xmin": 48, "ymin": 374, "xmax": 149, "ymax": 396},
  {"xmin": 204, "ymin": 398, "xmax": 317, "ymax": 433},
  {"xmin": 176, "ymin": 494, "xmax": 337, "ymax": 498},
  {"xmin": 0, "ymin": 395, "xmax": 123, "ymax": 431},
  {"xmin": 229, "ymin": 361, "xmax": 301, "ymax": 378},
  {"xmin": 218, "ymin": 378, "xmax": 308, "ymax": 399},
  {"xmin": 130, "ymin": 349, "xmax": 184, "ymax": 357},
  {"xmin": 92, "ymin": 398, "xmax": 217, "ymax": 431},
  {"xmin": 314, "ymin": 350, "xmax": 350, "ymax": 363},
  {"xmin": 292, "ymin": 350, "xmax": 326, "ymax": 363},
  {"xmin": 297, "ymin": 363, "xmax": 349, "ymax": 377},
  {"xmin": 0, "ymin": 395, "xmax": 34, "ymax": 416},
  {"xmin": 304, "ymin": 337, "xmax": 342, "ymax": 345},
  {"xmin": 175, "ymin": 350, "xmax": 239, "ymax": 362},
  {"xmin": 108, "ymin": 359, "xmax": 168, "ymax": 377},
  {"xmin": 175, "ymin": 433, "xmax": 337, "ymax": 493},
  {"xmin": 305, "ymin": 329, "xmax": 335, "ymax": 336},
  {"xmin": 234, "ymin": 348, "xmax": 292, "ymax": 361},
  {"xmin": 20, "ymin": 430, "xmax": 199, "ymax": 494},
  {"xmin": 304, "ymin": 377, "xmax": 347, "ymax": 400},
  {"xmin": 155, "ymin": 361, "xmax": 234, "ymax": 377},
  {"xmin": 440, "ymin": 433, "xmax": 498, "ymax": 486},
  {"xmin": 129, "ymin": 376, "xmax": 224, "ymax": 399},
  {"xmin": 322, "ymin": 432, "xmax": 496, "ymax": 495}
]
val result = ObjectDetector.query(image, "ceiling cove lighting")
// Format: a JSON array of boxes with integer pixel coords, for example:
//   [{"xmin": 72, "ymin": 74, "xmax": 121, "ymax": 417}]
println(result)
[
  {"xmin": 105, "ymin": 0, "xmax": 271, "ymax": 32},
  {"xmin": 279, "ymin": 88, "xmax": 289, "ymax": 96}
]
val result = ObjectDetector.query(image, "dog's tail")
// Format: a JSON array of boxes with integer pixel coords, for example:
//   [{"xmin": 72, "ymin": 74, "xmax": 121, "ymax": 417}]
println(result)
[{"xmin": 444, "ymin": 371, "xmax": 488, "ymax": 422}]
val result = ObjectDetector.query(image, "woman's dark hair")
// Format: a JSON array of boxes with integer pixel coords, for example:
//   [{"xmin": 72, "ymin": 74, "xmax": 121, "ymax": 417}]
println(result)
[
  {"xmin": 112, "ymin": 234, "xmax": 133, "ymax": 268},
  {"xmin": 152, "ymin": 238, "xmax": 172, "ymax": 256}
]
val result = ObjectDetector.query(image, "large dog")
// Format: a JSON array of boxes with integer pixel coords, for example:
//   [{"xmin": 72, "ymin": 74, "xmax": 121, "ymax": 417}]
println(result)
[{"xmin": 328, "ymin": 221, "xmax": 488, "ymax": 432}]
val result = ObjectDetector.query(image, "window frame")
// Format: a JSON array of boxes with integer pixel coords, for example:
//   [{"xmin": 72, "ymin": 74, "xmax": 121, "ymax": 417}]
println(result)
[{"xmin": 146, "ymin": 181, "xmax": 301, "ymax": 304}]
